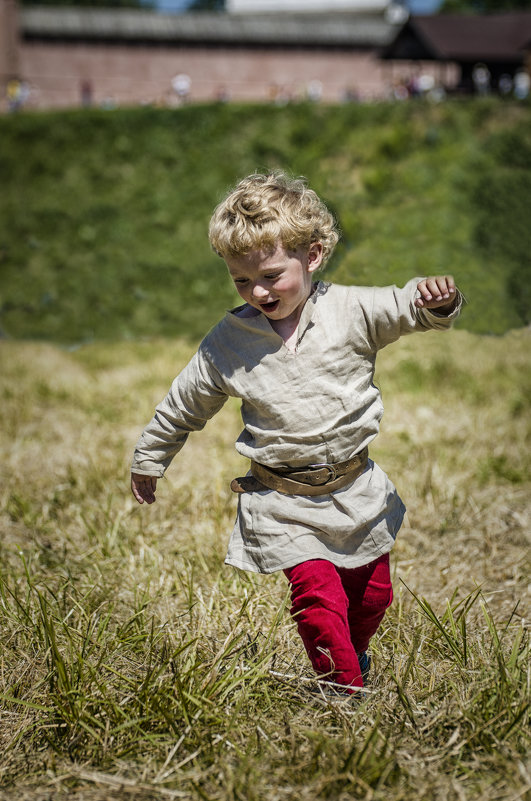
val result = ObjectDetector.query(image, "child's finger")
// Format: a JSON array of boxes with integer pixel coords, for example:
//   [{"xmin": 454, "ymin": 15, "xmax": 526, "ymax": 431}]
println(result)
[
  {"xmin": 443, "ymin": 274, "xmax": 456, "ymax": 293},
  {"xmin": 417, "ymin": 276, "xmax": 456, "ymax": 306},
  {"xmin": 415, "ymin": 279, "xmax": 431, "ymax": 305},
  {"xmin": 425, "ymin": 277, "xmax": 445, "ymax": 301},
  {"xmin": 432, "ymin": 275, "xmax": 455, "ymax": 299},
  {"xmin": 131, "ymin": 477, "xmax": 145, "ymax": 504}
]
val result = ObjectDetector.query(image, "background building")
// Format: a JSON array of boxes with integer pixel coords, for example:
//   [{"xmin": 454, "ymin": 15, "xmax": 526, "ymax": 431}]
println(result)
[
  {"xmin": 3, "ymin": 1, "xmax": 528, "ymax": 111},
  {"xmin": 383, "ymin": 12, "xmax": 531, "ymax": 93},
  {"xmin": 1, "ymin": 1, "xmax": 413, "ymax": 108}
]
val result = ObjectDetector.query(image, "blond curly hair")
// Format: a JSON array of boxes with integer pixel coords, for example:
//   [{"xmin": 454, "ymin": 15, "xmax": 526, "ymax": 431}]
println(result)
[{"xmin": 208, "ymin": 171, "xmax": 339, "ymax": 267}]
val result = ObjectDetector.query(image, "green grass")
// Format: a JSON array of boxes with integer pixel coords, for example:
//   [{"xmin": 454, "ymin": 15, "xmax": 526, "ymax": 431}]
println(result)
[
  {"xmin": 0, "ymin": 97, "xmax": 529, "ymax": 799},
  {"xmin": 1, "ymin": 98, "xmax": 530, "ymax": 343},
  {"xmin": 0, "ymin": 330, "xmax": 529, "ymax": 800}
]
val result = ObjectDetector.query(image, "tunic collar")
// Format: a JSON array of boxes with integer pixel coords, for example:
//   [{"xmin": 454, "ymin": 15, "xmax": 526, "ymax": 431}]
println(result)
[{"xmin": 225, "ymin": 280, "xmax": 329, "ymax": 341}]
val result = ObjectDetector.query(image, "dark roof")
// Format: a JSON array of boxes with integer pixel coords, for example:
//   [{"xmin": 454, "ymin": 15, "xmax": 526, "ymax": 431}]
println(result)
[
  {"xmin": 382, "ymin": 12, "xmax": 531, "ymax": 62},
  {"xmin": 21, "ymin": 7, "xmax": 400, "ymax": 48}
]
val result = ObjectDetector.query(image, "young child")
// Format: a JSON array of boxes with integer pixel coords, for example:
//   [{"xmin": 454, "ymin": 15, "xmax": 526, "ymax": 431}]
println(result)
[{"xmin": 131, "ymin": 171, "xmax": 462, "ymax": 694}]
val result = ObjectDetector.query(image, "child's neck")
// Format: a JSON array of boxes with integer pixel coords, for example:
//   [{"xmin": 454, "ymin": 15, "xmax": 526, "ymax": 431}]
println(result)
[
  {"xmin": 268, "ymin": 283, "xmax": 316, "ymax": 351},
  {"xmin": 268, "ymin": 316, "xmax": 300, "ymax": 351}
]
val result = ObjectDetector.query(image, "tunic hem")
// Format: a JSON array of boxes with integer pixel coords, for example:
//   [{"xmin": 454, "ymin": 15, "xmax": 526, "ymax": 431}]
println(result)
[{"xmin": 224, "ymin": 537, "xmax": 397, "ymax": 575}]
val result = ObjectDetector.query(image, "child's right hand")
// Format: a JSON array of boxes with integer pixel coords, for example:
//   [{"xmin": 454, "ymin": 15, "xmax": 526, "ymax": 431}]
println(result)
[
  {"xmin": 415, "ymin": 276, "xmax": 457, "ymax": 311},
  {"xmin": 131, "ymin": 473, "xmax": 157, "ymax": 504}
]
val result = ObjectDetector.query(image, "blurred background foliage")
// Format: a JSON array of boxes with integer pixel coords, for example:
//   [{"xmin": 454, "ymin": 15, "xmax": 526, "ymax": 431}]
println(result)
[
  {"xmin": 1, "ymin": 98, "xmax": 530, "ymax": 344},
  {"xmin": 441, "ymin": 0, "xmax": 531, "ymax": 12}
]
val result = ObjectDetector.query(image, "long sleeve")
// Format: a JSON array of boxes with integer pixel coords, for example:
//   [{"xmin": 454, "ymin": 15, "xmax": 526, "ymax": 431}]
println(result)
[
  {"xmin": 131, "ymin": 346, "xmax": 228, "ymax": 477},
  {"xmin": 357, "ymin": 278, "xmax": 463, "ymax": 352}
]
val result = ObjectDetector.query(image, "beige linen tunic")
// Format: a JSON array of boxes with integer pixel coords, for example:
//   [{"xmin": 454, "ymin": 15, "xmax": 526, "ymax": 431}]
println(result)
[{"xmin": 132, "ymin": 278, "xmax": 461, "ymax": 574}]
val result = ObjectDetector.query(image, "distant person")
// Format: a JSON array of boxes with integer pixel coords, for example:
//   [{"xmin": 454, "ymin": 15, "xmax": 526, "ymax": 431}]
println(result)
[
  {"xmin": 131, "ymin": 171, "xmax": 462, "ymax": 699},
  {"xmin": 6, "ymin": 78, "xmax": 29, "ymax": 112},
  {"xmin": 214, "ymin": 85, "xmax": 230, "ymax": 103},
  {"xmin": 80, "ymin": 80, "xmax": 93, "ymax": 108},
  {"xmin": 306, "ymin": 79, "xmax": 323, "ymax": 103},
  {"xmin": 472, "ymin": 63, "xmax": 491, "ymax": 96},
  {"xmin": 498, "ymin": 74, "xmax": 513, "ymax": 97},
  {"xmin": 342, "ymin": 86, "xmax": 360, "ymax": 103},
  {"xmin": 406, "ymin": 73, "xmax": 421, "ymax": 98},
  {"xmin": 269, "ymin": 84, "xmax": 291, "ymax": 106},
  {"xmin": 513, "ymin": 70, "xmax": 530, "ymax": 100},
  {"xmin": 392, "ymin": 79, "xmax": 408, "ymax": 101},
  {"xmin": 171, "ymin": 73, "xmax": 191, "ymax": 105}
]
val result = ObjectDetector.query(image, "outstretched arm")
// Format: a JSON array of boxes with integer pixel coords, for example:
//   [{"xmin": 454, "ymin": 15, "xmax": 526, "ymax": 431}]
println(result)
[
  {"xmin": 358, "ymin": 275, "xmax": 463, "ymax": 351},
  {"xmin": 415, "ymin": 275, "xmax": 457, "ymax": 313},
  {"xmin": 131, "ymin": 473, "xmax": 157, "ymax": 505}
]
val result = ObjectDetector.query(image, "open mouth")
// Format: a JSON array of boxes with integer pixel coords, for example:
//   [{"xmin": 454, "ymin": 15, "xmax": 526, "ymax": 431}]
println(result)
[{"xmin": 259, "ymin": 300, "xmax": 280, "ymax": 313}]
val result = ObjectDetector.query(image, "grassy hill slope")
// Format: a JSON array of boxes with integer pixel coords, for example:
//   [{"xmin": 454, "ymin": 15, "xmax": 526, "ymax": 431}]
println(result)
[{"xmin": 1, "ymin": 99, "xmax": 530, "ymax": 343}]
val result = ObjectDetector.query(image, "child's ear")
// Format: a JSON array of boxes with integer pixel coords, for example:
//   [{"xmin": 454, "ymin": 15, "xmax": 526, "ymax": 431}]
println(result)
[{"xmin": 307, "ymin": 242, "xmax": 324, "ymax": 273}]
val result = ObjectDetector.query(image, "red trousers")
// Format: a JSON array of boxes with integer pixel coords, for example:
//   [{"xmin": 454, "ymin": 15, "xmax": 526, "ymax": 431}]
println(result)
[{"xmin": 284, "ymin": 553, "xmax": 393, "ymax": 689}]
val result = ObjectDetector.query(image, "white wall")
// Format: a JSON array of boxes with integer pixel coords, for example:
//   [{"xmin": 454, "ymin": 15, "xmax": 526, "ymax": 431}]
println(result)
[{"xmin": 226, "ymin": 0, "xmax": 390, "ymax": 13}]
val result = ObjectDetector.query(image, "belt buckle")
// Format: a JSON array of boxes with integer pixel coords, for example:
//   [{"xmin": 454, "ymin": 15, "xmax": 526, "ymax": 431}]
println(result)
[{"xmin": 308, "ymin": 462, "xmax": 337, "ymax": 484}]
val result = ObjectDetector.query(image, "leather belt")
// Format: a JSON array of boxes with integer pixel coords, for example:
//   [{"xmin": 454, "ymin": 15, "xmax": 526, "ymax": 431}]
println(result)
[{"xmin": 230, "ymin": 447, "xmax": 369, "ymax": 496}]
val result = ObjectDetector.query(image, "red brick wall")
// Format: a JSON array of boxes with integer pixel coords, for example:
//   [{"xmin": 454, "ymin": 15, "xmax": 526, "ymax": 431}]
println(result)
[
  {"xmin": 16, "ymin": 39, "xmax": 457, "ymax": 109},
  {"xmin": 0, "ymin": 0, "xmax": 20, "ymax": 92}
]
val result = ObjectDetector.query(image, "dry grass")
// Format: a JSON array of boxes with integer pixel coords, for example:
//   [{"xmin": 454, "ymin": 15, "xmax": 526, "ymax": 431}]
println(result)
[{"xmin": 0, "ymin": 329, "xmax": 529, "ymax": 801}]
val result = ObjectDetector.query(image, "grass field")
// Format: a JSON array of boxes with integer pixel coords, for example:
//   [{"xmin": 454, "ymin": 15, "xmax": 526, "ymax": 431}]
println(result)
[
  {"xmin": 0, "ymin": 326, "xmax": 529, "ymax": 800},
  {"xmin": 1, "ymin": 98, "xmax": 531, "ymax": 342}
]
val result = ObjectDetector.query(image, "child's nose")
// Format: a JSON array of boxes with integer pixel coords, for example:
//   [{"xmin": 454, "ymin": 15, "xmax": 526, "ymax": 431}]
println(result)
[{"xmin": 252, "ymin": 283, "xmax": 269, "ymax": 299}]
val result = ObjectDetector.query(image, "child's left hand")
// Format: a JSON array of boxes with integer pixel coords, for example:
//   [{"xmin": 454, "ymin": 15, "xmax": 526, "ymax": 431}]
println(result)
[{"xmin": 415, "ymin": 276, "xmax": 457, "ymax": 312}]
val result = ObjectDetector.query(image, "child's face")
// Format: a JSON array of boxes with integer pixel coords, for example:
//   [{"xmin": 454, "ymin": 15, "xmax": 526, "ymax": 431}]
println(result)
[{"xmin": 225, "ymin": 241, "xmax": 323, "ymax": 325}]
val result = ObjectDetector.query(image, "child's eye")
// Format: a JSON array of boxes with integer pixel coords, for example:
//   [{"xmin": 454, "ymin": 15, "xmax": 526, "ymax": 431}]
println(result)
[
  {"xmin": 234, "ymin": 278, "xmax": 248, "ymax": 285},
  {"xmin": 265, "ymin": 273, "xmax": 281, "ymax": 280}
]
